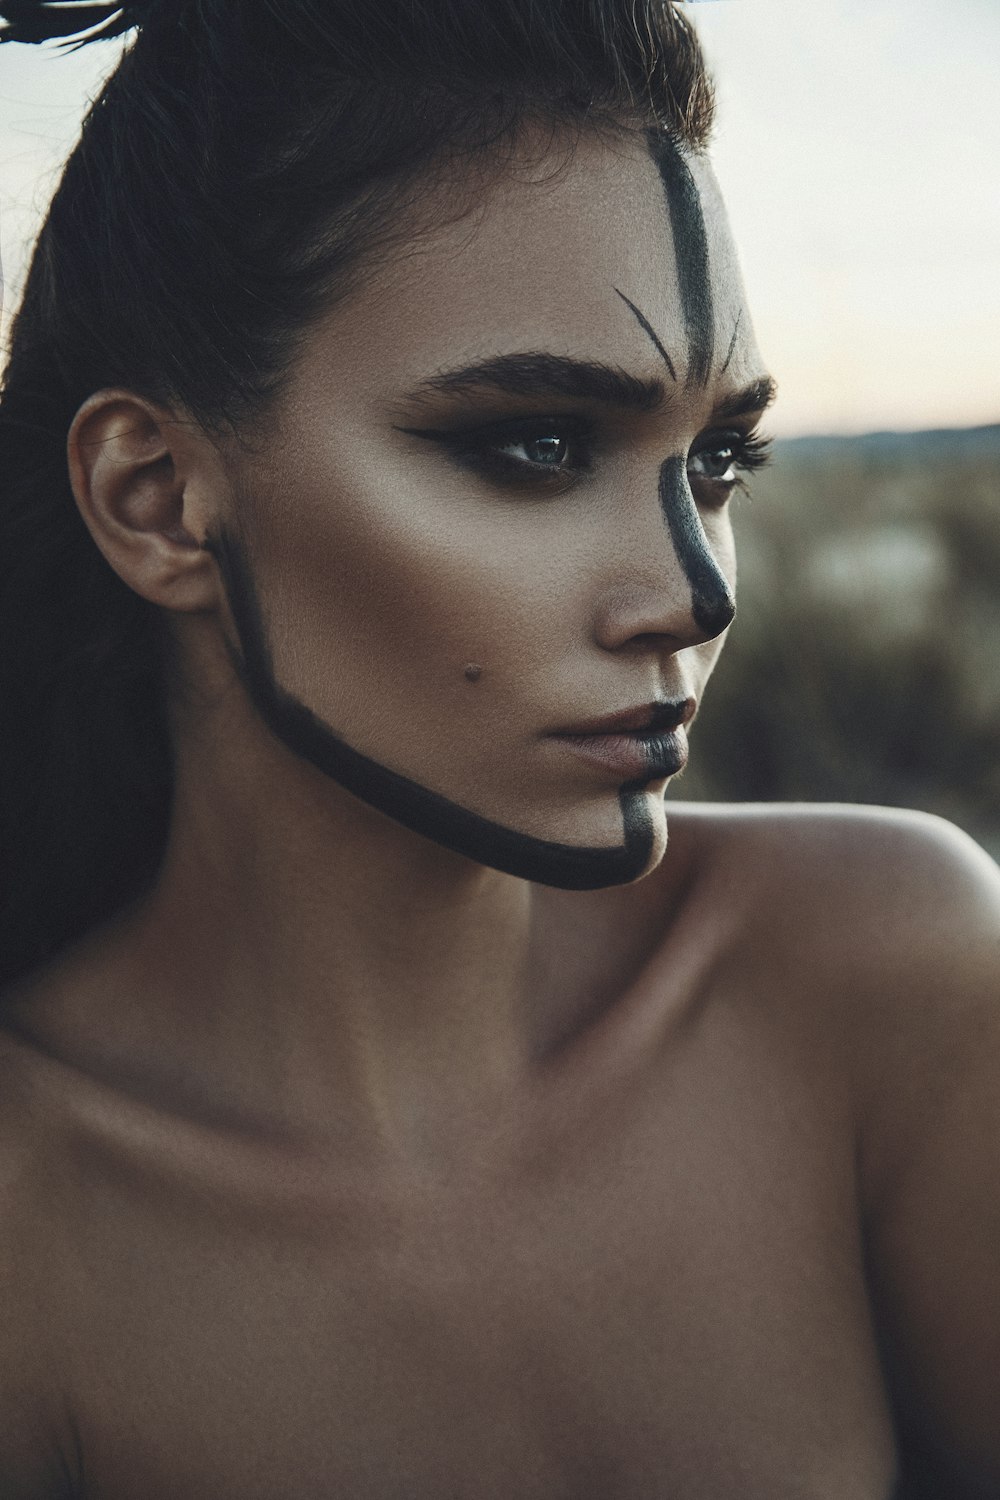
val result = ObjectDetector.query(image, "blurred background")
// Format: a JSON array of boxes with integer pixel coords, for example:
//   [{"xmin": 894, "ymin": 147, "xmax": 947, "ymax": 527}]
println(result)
[
  {"xmin": 680, "ymin": 0, "xmax": 1000, "ymax": 860},
  {"xmin": 2, "ymin": 0, "xmax": 998, "ymax": 856}
]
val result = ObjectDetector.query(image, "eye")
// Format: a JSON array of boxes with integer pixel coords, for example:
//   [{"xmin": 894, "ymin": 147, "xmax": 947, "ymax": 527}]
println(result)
[
  {"xmin": 688, "ymin": 428, "xmax": 773, "ymax": 493},
  {"xmin": 400, "ymin": 414, "xmax": 596, "ymax": 491},
  {"xmin": 500, "ymin": 431, "xmax": 572, "ymax": 467},
  {"xmin": 689, "ymin": 442, "xmax": 740, "ymax": 484}
]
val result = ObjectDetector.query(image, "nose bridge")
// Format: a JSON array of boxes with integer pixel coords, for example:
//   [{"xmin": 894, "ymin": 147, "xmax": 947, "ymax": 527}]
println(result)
[{"xmin": 656, "ymin": 456, "xmax": 736, "ymax": 642}]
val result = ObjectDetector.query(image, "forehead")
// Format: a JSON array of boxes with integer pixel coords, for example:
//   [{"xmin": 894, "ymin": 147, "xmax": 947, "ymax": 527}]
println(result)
[{"xmin": 297, "ymin": 126, "xmax": 757, "ymax": 401}]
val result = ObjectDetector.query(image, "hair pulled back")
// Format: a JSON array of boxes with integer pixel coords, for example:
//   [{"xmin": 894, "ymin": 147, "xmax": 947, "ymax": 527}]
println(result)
[{"xmin": 0, "ymin": 0, "xmax": 715, "ymax": 990}]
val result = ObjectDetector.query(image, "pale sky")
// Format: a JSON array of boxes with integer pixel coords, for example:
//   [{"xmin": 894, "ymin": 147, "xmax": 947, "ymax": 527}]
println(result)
[
  {"xmin": 692, "ymin": 0, "xmax": 1000, "ymax": 436},
  {"xmin": 1, "ymin": 0, "xmax": 998, "ymax": 437}
]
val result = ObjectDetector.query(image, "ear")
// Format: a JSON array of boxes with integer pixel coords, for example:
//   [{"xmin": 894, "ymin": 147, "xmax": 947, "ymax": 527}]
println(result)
[{"xmin": 67, "ymin": 389, "xmax": 229, "ymax": 613}]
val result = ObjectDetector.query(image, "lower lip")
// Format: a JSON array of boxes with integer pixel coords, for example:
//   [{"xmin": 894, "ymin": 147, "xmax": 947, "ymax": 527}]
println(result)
[{"xmin": 551, "ymin": 728, "xmax": 688, "ymax": 781}]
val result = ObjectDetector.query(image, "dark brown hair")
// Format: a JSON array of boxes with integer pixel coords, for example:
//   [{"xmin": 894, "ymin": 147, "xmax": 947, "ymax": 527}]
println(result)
[{"xmin": 0, "ymin": 0, "xmax": 715, "ymax": 988}]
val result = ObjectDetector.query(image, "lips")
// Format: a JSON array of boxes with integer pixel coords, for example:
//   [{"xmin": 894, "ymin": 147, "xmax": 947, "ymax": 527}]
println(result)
[
  {"xmin": 553, "ymin": 698, "xmax": 694, "ymax": 737},
  {"xmin": 548, "ymin": 698, "xmax": 694, "ymax": 782}
]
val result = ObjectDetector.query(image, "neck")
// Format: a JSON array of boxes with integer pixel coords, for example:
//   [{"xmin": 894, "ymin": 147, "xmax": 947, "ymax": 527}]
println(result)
[{"xmin": 104, "ymin": 703, "xmax": 603, "ymax": 1159}]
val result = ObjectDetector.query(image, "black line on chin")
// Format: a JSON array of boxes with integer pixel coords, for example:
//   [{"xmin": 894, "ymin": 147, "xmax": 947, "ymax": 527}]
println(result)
[
  {"xmin": 614, "ymin": 288, "xmax": 678, "ymax": 383},
  {"xmin": 203, "ymin": 529, "xmax": 656, "ymax": 891}
]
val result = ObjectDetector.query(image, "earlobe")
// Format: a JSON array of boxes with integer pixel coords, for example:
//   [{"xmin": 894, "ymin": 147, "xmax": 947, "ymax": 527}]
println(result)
[{"xmin": 67, "ymin": 389, "xmax": 224, "ymax": 613}]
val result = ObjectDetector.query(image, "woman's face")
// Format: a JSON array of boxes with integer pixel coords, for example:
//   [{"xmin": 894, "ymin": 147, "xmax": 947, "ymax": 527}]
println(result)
[{"xmin": 212, "ymin": 126, "xmax": 774, "ymax": 888}]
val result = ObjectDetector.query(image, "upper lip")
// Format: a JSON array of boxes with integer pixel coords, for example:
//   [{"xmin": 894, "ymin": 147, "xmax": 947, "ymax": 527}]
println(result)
[{"xmin": 553, "ymin": 698, "xmax": 695, "ymax": 736}]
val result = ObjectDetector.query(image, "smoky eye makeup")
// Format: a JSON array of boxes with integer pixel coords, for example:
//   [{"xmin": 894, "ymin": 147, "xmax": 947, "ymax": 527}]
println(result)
[
  {"xmin": 394, "ymin": 414, "xmax": 774, "ymax": 500},
  {"xmin": 687, "ymin": 427, "xmax": 774, "ymax": 500},
  {"xmin": 396, "ymin": 413, "xmax": 597, "ymax": 490}
]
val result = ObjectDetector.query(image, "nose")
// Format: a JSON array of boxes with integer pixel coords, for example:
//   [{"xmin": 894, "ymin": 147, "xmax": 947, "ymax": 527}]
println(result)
[{"xmin": 593, "ymin": 455, "xmax": 736, "ymax": 653}]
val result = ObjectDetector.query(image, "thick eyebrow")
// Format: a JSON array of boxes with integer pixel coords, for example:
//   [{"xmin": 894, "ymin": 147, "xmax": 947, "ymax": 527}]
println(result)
[
  {"xmin": 403, "ymin": 352, "xmax": 668, "ymax": 415},
  {"xmin": 710, "ymin": 375, "xmax": 778, "ymax": 424}
]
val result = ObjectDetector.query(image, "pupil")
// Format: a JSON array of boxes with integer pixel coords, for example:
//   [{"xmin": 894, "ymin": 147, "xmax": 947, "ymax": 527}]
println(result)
[{"xmin": 527, "ymin": 434, "xmax": 565, "ymax": 464}]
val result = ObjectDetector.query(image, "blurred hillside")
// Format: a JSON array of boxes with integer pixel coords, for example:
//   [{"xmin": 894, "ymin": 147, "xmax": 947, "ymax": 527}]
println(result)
[{"xmin": 674, "ymin": 425, "xmax": 1000, "ymax": 861}]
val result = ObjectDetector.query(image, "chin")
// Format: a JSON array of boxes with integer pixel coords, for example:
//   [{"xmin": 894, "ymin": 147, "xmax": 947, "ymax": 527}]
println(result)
[
  {"xmin": 534, "ymin": 782, "xmax": 671, "ymax": 889},
  {"xmin": 635, "ymin": 797, "xmax": 670, "ymax": 877}
]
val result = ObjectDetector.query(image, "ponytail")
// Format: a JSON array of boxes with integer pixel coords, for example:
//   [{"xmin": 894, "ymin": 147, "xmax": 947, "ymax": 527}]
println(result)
[{"xmin": 0, "ymin": 0, "xmax": 714, "ymax": 988}]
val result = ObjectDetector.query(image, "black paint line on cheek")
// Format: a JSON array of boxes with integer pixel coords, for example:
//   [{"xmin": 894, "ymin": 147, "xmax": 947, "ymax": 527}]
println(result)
[
  {"xmin": 614, "ymin": 288, "xmax": 678, "ymax": 383},
  {"xmin": 203, "ymin": 529, "xmax": 656, "ymax": 891},
  {"xmin": 658, "ymin": 456, "xmax": 735, "ymax": 639},
  {"xmin": 648, "ymin": 132, "xmax": 715, "ymax": 390},
  {"xmin": 720, "ymin": 310, "xmax": 743, "ymax": 377}
]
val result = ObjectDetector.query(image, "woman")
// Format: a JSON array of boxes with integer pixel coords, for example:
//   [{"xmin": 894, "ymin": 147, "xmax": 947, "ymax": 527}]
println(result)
[{"xmin": 0, "ymin": 2, "xmax": 997, "ymax": 1495}]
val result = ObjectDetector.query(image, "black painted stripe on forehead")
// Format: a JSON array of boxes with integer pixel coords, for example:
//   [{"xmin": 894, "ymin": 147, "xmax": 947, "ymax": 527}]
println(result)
[
  {"xmin": 648, "ymin": 131, "xmax": 715, "ymax": 390},
  {"xmin": 659, "ymin": 457, "xmax": 735, "ymax": 639},
  {"xmin": 204, "ymin": 529, "xmax": 657, "ymax": 891},
  {"xmin": 720, "ymin": 310, "xmax": 743, "ymax": 377},
  {"xmin": 614, "ymin": 289, "xmax": 678, "ymax": 383}
]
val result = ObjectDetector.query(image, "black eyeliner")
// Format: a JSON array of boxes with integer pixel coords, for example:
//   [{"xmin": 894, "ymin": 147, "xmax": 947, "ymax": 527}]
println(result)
[
  {"xmin": 723, "ymin": 429, "xmax": 774, "ymax": 474},
  {"xmin": 696, "ymin": 427, "xmax": 774, "ymax": 473},
  {"xmin": 397, "ymin": 414, "xmax": 596, "ymax": 486}
]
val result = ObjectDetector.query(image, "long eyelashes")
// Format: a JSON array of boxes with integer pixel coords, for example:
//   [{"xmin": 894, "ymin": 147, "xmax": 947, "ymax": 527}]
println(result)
[
  {"xmin": 412, "ymin": 414, "xmax": 596, "ymax": 488},
  {"xmin": 401, "ymin": 416, "xmax": 773, "ymax": 494},
  {"xmin": 718, "ymin": 429, "xmax": 773, "ymax": 475},
  {"xmin": 716, "ymin": 430, "xmax": 774, "ymax": 500},
  {"xmin": 736, "ymin": 431, "xmax": 773, "ymax": 469}
]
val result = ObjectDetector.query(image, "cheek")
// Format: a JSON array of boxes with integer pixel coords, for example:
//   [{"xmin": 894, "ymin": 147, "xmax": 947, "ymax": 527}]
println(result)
[{"xmin": 248, "ymin": 464, "xmax": 577, "ymax": 727}]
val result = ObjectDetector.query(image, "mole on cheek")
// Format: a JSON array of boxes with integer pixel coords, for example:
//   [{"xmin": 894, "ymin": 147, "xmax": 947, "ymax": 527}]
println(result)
[
  {"xmin": 463, "ymin": 664, "xmax": 484, "ymax": 683},
  {"xmin": 207, "ymin": 528, "xmax": 653, "ymax": 889}
]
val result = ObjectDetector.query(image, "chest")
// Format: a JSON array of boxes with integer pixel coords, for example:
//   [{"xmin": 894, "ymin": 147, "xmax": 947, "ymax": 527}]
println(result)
[{"xmin": 52, "ymin": 1074, "xmax": 897, "ymax": 1500}]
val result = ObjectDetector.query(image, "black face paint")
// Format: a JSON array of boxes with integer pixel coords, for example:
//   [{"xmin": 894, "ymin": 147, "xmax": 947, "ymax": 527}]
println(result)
[
  {"xmin": 203, "ymin": 530, "xmax": 659, "ymax": 891},
  {"xmin": 636, "ymin": 731, "xmax": 687, "ymax": 779},
  {"xmin": 647, "ymin": 131, "xmax": 715, "ymax": 389},
  {"xmin": 658, "ymin": 457, "xmax": 735, "ymax": 639},
  {"xmin": 622, "ymin": 138, "xmax": 732, "ymax": 638},
  {"xmin": 614, "ymin": 288, "xmax": 677, "ymax": 383},
  {"xmin": 720, "ymin": 310, "xmax": 743, "ymax": 377}
]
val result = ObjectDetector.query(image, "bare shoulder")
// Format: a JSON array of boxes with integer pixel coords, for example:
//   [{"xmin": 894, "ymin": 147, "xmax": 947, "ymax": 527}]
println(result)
[
  {"xmin": 670, "ymin": 801, "xmax": 1000, "ymax": 1484},
  {"xmin": 670, "ymin": 798, "xmax": 1000, "ymax": 1176},
  {"xmin": 668, "ymin": 799, "xmax": 998, "ymax": 998},
  {"xmin": 669, "ymin": 796, "xmax": 999, "ymax": 921}
]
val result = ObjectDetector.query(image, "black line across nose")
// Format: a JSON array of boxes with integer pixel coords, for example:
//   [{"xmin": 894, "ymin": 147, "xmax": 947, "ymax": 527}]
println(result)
[{"xmin": 658, "ymin": 456, "xmax": 735, "ymax": 640}]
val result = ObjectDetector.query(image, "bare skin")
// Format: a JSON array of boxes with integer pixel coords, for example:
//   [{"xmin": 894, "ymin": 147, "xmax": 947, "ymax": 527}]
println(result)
[{"xmin": 1, "ymin": 128, "xmax": 998, "ymax": 1498}]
